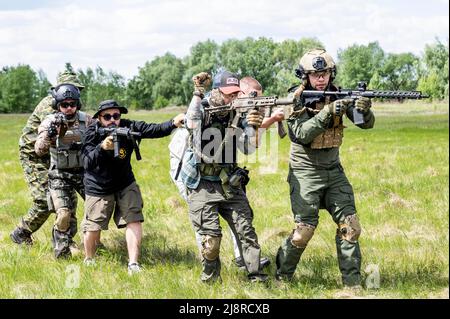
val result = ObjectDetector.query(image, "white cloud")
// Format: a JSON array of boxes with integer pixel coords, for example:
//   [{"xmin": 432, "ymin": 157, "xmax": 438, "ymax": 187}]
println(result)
[{"xmin": 0, "ymin": 0, "xmax": 448, "ymax": 83}]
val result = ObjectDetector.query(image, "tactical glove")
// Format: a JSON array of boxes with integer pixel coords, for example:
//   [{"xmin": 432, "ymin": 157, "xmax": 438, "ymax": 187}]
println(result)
[
  {"xmin": 192, "ymin": 72, "xmax": 212, "ymax": 98},
  {"xmin": 246, "ymin": 109, "xmax": 264, "ymax": 127},
  {"xmin": 324, "ymin": 99, "xmax": 354, "ymax": 116},
  {"xmin": 355, "ymin": 96, "xmax": 372, "ymax": 114},
  {"xmin": 47, "ymin": 124, "xmax": 58, "ymax": 139}
]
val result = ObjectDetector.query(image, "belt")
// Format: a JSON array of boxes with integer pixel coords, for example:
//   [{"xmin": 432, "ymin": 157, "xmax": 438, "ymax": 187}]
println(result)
[{"xmin": 199, "ymin": 163, "xmax": 235, "ymax": 176}]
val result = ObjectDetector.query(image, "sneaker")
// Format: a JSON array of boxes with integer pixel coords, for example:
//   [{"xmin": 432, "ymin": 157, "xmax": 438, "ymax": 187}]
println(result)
[
  {"xmin": 83, "ymin": 257, "xmax": 96, "ymax": 266},
  {"xmin": 248, "ymin": 273, "xmax": 269, "ymax": 283},
  {"xmin": 10, "ymin": 227, "xmax": 33, "ymax": 245},
  {"xmin": 128, "ymin": 263, "xmax": 142, "ymax": 275}
]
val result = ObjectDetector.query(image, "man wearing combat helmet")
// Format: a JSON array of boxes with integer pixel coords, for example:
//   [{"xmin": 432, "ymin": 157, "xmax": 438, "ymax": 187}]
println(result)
[
  {"xmin": 11, "ymin": 71, "xmax": 85, "ymax": 250},
  {"xmin": 35, "ymin": 83, "xmax": 93, "ymax": 258},
  {"xmin": 275, "ymin": 49, "xmax": 375, "ymax": 288}
]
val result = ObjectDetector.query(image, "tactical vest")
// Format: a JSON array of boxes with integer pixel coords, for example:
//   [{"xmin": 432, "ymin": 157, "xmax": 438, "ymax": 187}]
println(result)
[
  {"xmin": 310, "ymin": 98, "xmax": 344, "ymax": 149},
  {"xmin": 50, "ymin": 111, "xmax": 87, "ymax": 170}
]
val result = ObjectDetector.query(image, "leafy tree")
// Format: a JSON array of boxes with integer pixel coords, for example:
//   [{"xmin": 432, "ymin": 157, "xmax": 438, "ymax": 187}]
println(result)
[
  {"xmin": 369, "ymin": 53, "xmax": 420, "ymax": 90},
  {"xmin": 127, "ymin": 53, "xmax": 185, "ymax": 109},
  {"xmin": 336, "ymin": 42, "xmax": 385, "ymax": 88},
  {"xmin": 77, "ymin": 66, "xmax": 126, "ymax": 110},
  {"xmin": 181, "ymin": 40, "xmax": 220, "ymax": 103},
  {"xmin": 36, "ymin": 69, "xmax": 52, "ymax": 100},
  {"xmin": 273, "ymin": 38, "xmax": 324, "ymax": 95},
  {"xmin": 218, "ymin": 37, "xmax": 278, "ymax": 94},
  {"xmin": 0, "ymin": 65, "xmax": 43, "ymax": 113},
  {"xmin": 417, "ymin": 39, "xmax": 449, "ymax": 99}
]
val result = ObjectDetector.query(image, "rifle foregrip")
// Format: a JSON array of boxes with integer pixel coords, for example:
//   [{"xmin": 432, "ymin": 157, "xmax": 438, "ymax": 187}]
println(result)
[{"xmin": 113, "ymin": 134, "xmax": 119, "ymax": 158}]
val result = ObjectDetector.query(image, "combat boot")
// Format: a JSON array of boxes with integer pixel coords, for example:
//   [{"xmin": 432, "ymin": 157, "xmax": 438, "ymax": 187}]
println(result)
[
  {"xmin": 52, "ymin": 228, "xmax": 71, "ymax": 259},
  {"xmin": 10, "ymin": 227, "xmax": 33, "ymax": 245},
  {"xmin": 248, "ymin": 273, "xmax": 269, "ymax": 283}
]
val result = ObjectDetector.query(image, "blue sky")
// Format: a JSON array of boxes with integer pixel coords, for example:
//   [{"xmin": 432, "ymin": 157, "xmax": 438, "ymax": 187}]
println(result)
[{"xmin": 1, "ymin": 0, "xmax": 448, "ymax": 83}]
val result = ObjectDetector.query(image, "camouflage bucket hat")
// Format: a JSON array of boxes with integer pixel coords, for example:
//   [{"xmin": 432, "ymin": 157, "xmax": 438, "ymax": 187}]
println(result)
[{"xmin": 56, "ymin": 71, "xmax": 85, "ymax": 89}]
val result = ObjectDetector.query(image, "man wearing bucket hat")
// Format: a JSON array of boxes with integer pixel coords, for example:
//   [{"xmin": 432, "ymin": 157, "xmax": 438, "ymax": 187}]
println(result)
[
  {"xmin": 11, "ymin": 71, "xmax": 85, "ymax": 250},
  {"xmin": 81, "ymin": 99, "xmax": 184, "ymax": 274},
  {"xmin": 180, "ymin": 70, "xmax": 268, "ymax": 283}
]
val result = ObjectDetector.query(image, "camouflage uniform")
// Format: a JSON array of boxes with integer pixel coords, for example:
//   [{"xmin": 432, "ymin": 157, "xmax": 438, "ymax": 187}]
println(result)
[
  {"xmin": 35, "ymin": 111, "xmax": 93, "ymax": 257},
  {"xmin": 275, "ymin": 49, "xmax": 375, "ymax": 287},
  {"xmin": 17, "ymin": 96, "xmax": 55, "ymax": 233},
  {"xmin": 11, "ymin": 71, "xmax": 85, "ymax": 244}
]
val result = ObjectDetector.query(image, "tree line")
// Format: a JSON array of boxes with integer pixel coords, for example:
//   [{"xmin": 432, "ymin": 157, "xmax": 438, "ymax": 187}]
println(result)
[{"xmin": 0, "ymin": 37, "xmax": 448, "ymax": 113}]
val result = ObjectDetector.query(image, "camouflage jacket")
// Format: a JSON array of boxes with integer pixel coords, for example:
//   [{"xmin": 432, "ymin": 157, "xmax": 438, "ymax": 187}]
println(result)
[{"xmin": 19, "ymin": 96, "xmax": 55, "ymax": 156}]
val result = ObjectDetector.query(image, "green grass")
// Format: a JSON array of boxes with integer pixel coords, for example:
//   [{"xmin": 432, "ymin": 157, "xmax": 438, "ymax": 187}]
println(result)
[{"xmin": 0, "ymin": 101, "xmax": 448, "ymax": 299}]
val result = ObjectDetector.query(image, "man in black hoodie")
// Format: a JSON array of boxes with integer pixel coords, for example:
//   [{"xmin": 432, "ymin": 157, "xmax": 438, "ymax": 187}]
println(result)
[{"xmin": 81, "ymin": 99, "xmax": 184, "ymax": 274}]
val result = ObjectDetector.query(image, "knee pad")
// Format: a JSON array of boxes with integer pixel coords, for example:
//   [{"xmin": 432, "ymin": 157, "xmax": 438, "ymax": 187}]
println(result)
[
  {"xmin": 338, "ymin": 214, "xmax": 361, "ymax": 243},
  {"xmin": 55, "ymin": 208, "xmax": 71, "ymax": 232},
  {"xmin": 201, "ymin": 235, "xmax": 221, "ymax": 261},
  {"xmin": 291, "ymin": 223, "xmax": 315, "ymax": 248}
]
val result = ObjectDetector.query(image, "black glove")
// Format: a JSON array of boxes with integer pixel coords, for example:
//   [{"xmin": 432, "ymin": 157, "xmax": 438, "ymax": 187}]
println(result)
[{"xmin": 47, "ymin": 124, "xmax": 58, "ymax": 139}]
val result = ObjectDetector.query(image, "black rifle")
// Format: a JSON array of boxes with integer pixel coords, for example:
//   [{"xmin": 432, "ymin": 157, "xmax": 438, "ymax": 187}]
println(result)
[
  {"xmin": 300, "ymin": 81, "xmax": 430, "ymax": 124},
  {"xmin": 97, "ymin": 126, "xmax": 142, "ymax": 160},
  {"xmin": 49, "ymin": 112, "xmax": 69, "ymax": 138}
]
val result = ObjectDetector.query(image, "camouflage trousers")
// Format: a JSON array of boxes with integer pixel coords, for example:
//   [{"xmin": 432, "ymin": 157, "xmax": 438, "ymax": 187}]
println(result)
[
  {"xmin": 48, "ymin": 169, "xmax": 85, "ymax": 258},
  {"xmin": 276, "ymin": 165, "xmax": 362, "ymax": 286},
  {"xmin": 18, "ymin": 153, "xmax": 54, "ymax": 233},
  {"xmin": 187, "ymin": 179, "xmax": 262, "ymax": 282}
]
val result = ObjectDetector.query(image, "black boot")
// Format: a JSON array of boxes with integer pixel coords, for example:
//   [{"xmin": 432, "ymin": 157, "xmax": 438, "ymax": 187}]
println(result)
[
  {"xmin": 52, "ymin": 228, "xmax": 71, "ymax": 259},
  {"xmin": 10, "ymin": 227, "xmax": 33, "ymax": 245}
]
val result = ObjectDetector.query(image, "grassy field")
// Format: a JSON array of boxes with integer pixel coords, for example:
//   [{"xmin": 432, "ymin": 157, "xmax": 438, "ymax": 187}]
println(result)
[{"xmin": 0, "ymin": 100, "xmax": 448, "ymax": 299}]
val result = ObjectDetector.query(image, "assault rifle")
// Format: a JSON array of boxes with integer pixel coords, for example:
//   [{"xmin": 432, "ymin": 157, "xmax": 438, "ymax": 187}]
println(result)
[
  {"xmin": 204, "ymin": 94, "xmax": 295, "ymax": 138},
  {"xmin": 96, "ymin": 126, "xmax": 142, "ymax": 160},
  {"xmin": 299, "ymin": 81, "xmax": 430, "ymax": 124},
  {"xmin": 48, "ymin": 112, "xmax": 68, "ymax": 138}
]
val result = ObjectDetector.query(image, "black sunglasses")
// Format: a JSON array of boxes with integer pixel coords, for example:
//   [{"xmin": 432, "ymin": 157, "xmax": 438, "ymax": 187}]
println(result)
[
  {"xmin": 101, "ymin": 113, "xmax": 121, "ymax": 121},
  {"xmin": 60, "ymin": 101, "xmax": 78, "ymax": 109}
]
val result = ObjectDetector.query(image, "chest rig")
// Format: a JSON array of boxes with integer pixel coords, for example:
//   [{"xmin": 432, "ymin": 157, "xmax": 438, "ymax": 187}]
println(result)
[
  {"xmin": 50, "ymin": 112, "xmax": 87, "ymax": 170},
  {"xmin": 310, "ymin": 97, "xmax": 344, "ymax": 149}
]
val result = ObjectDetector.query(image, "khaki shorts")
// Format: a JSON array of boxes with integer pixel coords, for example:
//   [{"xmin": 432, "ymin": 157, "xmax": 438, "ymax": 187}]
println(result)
[{"xmin": 82, "ymin": 182, "xmax": 144, "ymax": 231}]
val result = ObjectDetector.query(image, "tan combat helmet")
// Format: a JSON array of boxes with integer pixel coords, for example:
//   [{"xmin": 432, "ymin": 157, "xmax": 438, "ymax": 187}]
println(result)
[
  {"xmin": 295, "ymin": 48, "xmax": 336, "ymax": 81},
  {"xmin": 56, "ymin": 71, "xmax": 85, "ymax": 90}
]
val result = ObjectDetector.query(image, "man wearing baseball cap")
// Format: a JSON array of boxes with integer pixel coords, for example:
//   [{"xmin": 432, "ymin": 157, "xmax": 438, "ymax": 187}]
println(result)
[
  {"xmin": 81, "ymin": 99, "xmax": 184, "ymax": 274},
  {"xmin": 11, "ymin": 71, "xmax": 85, "ymax": 252},
  {"xmin": 181, "ymin": 70, "xmax": 267, "ymax": 283}
]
